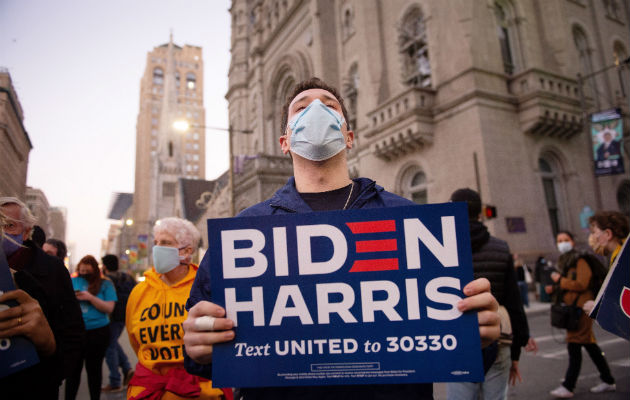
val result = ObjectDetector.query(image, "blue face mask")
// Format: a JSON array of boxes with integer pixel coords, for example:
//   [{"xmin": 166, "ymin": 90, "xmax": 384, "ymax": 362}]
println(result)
[
  {"xmin": 152, "ymin": 245, "xmax": 183, "ymax": 274},
  {"xmin": 289, "ymin": 99, "xmax": 347, "ymax": 161},
  {"xmin": 2, "ymin": 233, "xmax": 23, "ymax": 257}
]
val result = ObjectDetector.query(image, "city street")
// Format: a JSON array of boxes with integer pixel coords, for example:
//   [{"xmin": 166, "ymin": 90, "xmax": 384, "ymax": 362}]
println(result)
[
  {"xmin": 60, "ymin": 297, "xmax": 628, "ymax": 399},
  {"xmin": 434, "ymin": 299, "xmax": 630, "ymax": 399}
]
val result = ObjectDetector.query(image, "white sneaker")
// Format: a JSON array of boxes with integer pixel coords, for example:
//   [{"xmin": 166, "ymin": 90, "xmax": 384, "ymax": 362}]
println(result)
[
  {"xmin": 550, "ymin": 385, "xmax": 574, "ymax": 398},
  {"xmin": 590, "ymin": 382, "xmax": 616, "ymax": 393}
]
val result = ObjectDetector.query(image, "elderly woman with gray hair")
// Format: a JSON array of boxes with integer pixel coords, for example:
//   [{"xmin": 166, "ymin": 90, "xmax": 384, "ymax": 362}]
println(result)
[{"xmin": 125, "ymin": 217, "xmax": 228, "ymax": 400}]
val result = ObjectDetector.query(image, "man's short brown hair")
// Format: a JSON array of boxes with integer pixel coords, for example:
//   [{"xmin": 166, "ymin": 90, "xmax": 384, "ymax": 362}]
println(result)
[
  {"xmin": 588, "ymin": 210, "xmax": 629, "ymax": 240},
  {"xmin": 280, "ymin": 77, "xmax": 351, "ymax": 136}
]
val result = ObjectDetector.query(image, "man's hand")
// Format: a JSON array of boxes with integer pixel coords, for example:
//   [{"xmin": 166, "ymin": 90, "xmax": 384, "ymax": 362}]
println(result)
[
  {"xmin": 457, "ymin": 278, "xmax": 499, "ymax": 348},
  {"xmin": 0, "ymin": 289, "xmax": 56, "ymax": 356},
  {"xmin": 183, "ymin": 301, "xmax": 235, "ymax": 365},
  {"xmin": 509, "ymin": 360, "xmax": 522, "ymax": 385}
]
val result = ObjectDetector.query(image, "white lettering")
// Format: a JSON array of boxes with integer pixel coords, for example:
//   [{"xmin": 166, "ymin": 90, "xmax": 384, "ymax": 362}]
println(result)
[
  {"xmin": 425, "ymin": 277, "xmax": 462, "ymax": 320},
  {"xmin": 269, "ymin": 285, "xmax": 314, "ymax": 326},
  {"xmin": 273, "ymin": 227, "xmax": 289, "ymax": 276},
  {"xmin": 225, "ymin": 286, "xmax": 265, "ymax": 326},
  {"xmin": 222, "ymin": 229, "xmax": 267, "ymax": 279},
  {"xmin": 316, "ymin": 283, "xmax": 358, "ymax": 324},
  {"xmin": 297, "ymin": 224, "xmax": 347, "ymax": 275},
  {"xmin": 404, "ymin": 216, "xmax": 458, "ymax": 269},
  {"xmin": 360, "ymin": 280, "xmax": 403, "ymax": 322}
]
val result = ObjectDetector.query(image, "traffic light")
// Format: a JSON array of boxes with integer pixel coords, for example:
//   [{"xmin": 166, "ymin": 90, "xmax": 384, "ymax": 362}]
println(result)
[{"xmin": 484, "ymin": 205, "xmax": 497, "ymax": 219}]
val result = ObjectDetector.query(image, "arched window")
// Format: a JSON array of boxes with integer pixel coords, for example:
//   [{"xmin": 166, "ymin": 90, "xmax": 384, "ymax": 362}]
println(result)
[
  {"xmin": 153, "ymin": 67, "xmax": 164, "ymax": 85},
  {"xmin": 175, "ymin": 71, "xmax": 181, "ymax": 88},
  {"xmin": 573, "ymin": 26, "xmax": 594, "ymax": 77},
  {"xmin": 399, "ymin": 7, "xmax": 431, "ymax": 88},
  {"xmin": 341, "ymin": 4, "xmax": 355, "ymax": 40},
  {"xmin": 539, "ymin": 157, "xmax": 563, "ymax": 237},
  {"xmin": 617, "ymin": 180, "xmax": 630, "ymax": 217},
  {"xmin": 186, "ymin": 72, "xmax": 196, "ymax": 90},
  {"xmin": 343, "ymin": 63, "xmax": 359, "ymax": 130},
  {"xmin": 401, "ymin": 167, "xmax": 428, "ymax": 204},
  {"xmin": 573, "ymin": 26, "xmax": 598, "ymax": 105},
  {"xmin": 613, "ymin": 41, "xmax": 628, "ymax": 66},
  {"xmin": 494, "ymin": 2, "xmax": 514, "ymax": 74}
]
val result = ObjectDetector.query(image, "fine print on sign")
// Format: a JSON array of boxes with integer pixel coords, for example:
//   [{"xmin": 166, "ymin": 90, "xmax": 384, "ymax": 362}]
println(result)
[{"xmin": 207, "ymin": 203, "xmax": 483, "ymax": 387}]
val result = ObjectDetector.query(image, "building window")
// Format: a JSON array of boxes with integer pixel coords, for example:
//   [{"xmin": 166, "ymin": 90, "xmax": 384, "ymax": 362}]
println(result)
[
  {"xmin": 494, "ymin": 2, "xmax": 514, "ymax": 74},
  {"xmin": 539, "ymin": 157, "xmax": 562, "ymax": 237},
  {"xmin": 168, "ymin": 141, "xmax": 173, "ymax": 157},
  {"xmin": 573, "ymin": 26, "xmax": 600, "ymax": 106},
  {"xmin": 399, "ymin": 7, "xmax": 431, "ymax": 87},
  {"xmin": 153, "ymin": 67, "xmax": 164, "ymax": 85},
  {"xmin": 613, "ymin": 41, "xmax": 628, "ymax": 67},
  {"xmin": 343, "ymin": 63, "xmax": 359, "ymax": 130},
  {"xmin": 617, "ymin": 180, "xmax": 630, "ymax": 217},
  {"xmin": 341, "ymin": 4, "xmax": 355, "ymax": 40},
  {"xmin": 162, "ymin": 182, "xmax": 175, "ymax": 197},
  {"xmin": 603, "ymin": 0, "xmax": 621, "ymax": 19},
  {"xmin": 186, "ymin": 72, "xmax": 196, "ymax": 90},
  {"xmin": 176, "ymin": 71, "xmax": 181, "ymax": 88},
  {"xmin": 401, "ymin": 167, "xmax": 428, "ymax": 204}
]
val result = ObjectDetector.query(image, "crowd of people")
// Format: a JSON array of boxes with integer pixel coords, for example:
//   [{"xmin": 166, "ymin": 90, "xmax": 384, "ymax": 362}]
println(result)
[{"xmin": 0, "ymin": 78, "xmax": 628, "ymax": 400}]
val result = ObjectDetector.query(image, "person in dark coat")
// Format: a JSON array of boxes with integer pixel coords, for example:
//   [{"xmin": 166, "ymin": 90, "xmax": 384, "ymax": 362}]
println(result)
[
  {"xmin": 181, "ymin": 78, "xmax": 501, "ymax": 400},
  {"xmin": 446, "ymin": 188, "xmax": 537, "ymax": 400},
  {"xmin": 0, "ymin": 197, "xmax": 85, "ymax": 400}
]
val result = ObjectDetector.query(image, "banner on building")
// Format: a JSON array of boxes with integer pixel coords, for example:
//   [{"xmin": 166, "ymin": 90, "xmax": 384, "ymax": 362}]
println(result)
[
  {"xmin": 590, "ymin": 234, "xmax": 630, "ymax": 341},
  {"xmin": 138, "ymin": 234, "xmax": 148, "ymax": 259},
  {"xmin": 207, "ymin": 203, "xmax": 483, "ymax": 387},
  {"xmin": 591, "ymin": 108, "xmax": 625, "ymax": 176},
  {"xmin": 129, "ymin": 245, "xmax": 138, "ymax": 265}
]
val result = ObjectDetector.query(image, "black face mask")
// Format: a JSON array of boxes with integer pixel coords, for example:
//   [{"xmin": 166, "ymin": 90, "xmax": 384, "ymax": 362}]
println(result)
[{"xmin": 79, "ymin": 273, "xmax": 93, "ymax": 281}]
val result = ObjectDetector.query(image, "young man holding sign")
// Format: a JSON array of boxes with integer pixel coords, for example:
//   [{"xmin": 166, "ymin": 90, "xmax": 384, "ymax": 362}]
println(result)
[{"xmin": 183, "ymin": 78, "xmax": 500, "ymax": 399}]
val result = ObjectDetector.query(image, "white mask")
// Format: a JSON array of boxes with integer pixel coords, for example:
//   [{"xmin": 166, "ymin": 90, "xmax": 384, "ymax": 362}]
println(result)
[
  {"xmin": 152, "ymin": 245, "xmax": 185, "ymax": 274},
  {"xmin": 557, "ymin": 241, "xmax": 573, "ymax": 254},
  {"xmin": 288, "ymin": 99, "xmax": 346, "ymax": 161}
]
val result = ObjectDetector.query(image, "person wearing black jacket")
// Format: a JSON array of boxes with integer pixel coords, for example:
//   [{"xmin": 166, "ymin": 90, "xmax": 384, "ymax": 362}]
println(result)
[
  {"xmin": 447, "ymin": 189, "xmax": 536, "ymax": 400},
  {"xmin": 0, "ymin": 197, "xmax": 85, "ymax": 399}
]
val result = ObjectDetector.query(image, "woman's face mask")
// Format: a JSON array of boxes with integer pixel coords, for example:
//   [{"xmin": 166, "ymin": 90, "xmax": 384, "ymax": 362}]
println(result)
[
  {"xmin": 2, "ymin": 233, "xmax": 23, "ymax": 257},
  {"xmin": 288, "ymin": 99, "xmax": 347, "ymax": 161},
  {"xmin": 152, "ymin": 245, "xmax": 187, "ymax": 274},
  {"xmin": 557, "ymin": 241, "xmax": 573, "ymax": 254}
]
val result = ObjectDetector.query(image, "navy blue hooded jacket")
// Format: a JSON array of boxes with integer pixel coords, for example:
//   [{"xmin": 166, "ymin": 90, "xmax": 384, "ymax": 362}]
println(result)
[{"xmin": 185, "ymin": 177, "xmax": 433, "ymax": 400}]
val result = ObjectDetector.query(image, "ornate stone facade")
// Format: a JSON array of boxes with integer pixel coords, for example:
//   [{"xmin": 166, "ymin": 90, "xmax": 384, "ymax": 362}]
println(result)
[
  {"xmin": 132, "ymin": 36, "xmax": 206, "ymax": 243},
  {"xmin": 225, "ymin": 0, "xmax": 630, "ymax": 257}
]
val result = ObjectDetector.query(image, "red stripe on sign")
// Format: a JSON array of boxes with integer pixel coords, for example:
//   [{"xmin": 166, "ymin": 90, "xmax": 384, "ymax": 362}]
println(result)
[
  {"xmin": 346, "ymin": 220, "xmax": 396, "ymax": 234},
  {"xmin": 355, "ymin": 239, "xmax": 398, "ymax": 253},
  {"xmin": 349, "ymin": 258, "xmax": 399, "ymax": 272}
]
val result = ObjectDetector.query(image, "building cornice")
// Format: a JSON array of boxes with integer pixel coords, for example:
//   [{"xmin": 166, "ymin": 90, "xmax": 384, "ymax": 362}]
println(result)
[{"xmin": 0, "ymin": 86, "xmax": 32, "ymax": 149}]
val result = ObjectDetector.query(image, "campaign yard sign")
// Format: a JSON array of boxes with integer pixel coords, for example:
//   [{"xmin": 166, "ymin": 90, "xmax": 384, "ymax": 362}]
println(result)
[
  {"xmin": 207, "ymin": 203, "xmax": 483, "ymax": 387},
  {"xmin": 0, "ymin": 247, "xmax": 40, "ymax": 378}
]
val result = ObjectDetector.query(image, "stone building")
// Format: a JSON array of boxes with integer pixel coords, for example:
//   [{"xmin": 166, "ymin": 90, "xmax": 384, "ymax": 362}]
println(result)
[
  {"xmin": 131, "ymin": 35, "xmax": 206, "ymax": 247},
  {"xmin": 24, "ymin": 186, "xmax": 50, "ymax": 235},
  {"xmin": 0, "ymin": 68, "xmax": 32, "ymax": 199},
  {"xmin": 221, "ymin": 0, "xmax": 630, "ymax": 258}
]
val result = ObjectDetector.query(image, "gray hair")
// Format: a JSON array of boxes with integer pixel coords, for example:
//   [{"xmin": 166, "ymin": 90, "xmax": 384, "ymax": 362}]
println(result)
[
  {"xmin": 0, "ymin": 197, "xmax": 37, "ymax": 229},
  {"xmin": 153, "ymin": 217, "xmax": 200, "ymax": 250}
]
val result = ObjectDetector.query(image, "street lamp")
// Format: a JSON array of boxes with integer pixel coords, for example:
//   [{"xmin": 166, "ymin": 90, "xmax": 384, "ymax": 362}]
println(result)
[{"xmin": 173, "ymin": 120, "xmax": 252, "ymax": 216}]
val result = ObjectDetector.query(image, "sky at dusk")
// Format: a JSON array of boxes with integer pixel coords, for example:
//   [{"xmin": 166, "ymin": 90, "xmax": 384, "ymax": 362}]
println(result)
[{"xmin": 0, "ymin": 0, "xmax": 232, "ymax": 263}]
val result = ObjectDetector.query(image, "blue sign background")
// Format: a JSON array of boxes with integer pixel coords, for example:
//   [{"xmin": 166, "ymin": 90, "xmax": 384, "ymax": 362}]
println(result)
[
  {"xmin": 590, "ymin": 235, "xmax": 630, "ymax": 340},
  {"xmin": 208, "ymin": 203, "xmax": 483, "ymax": 387}
]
